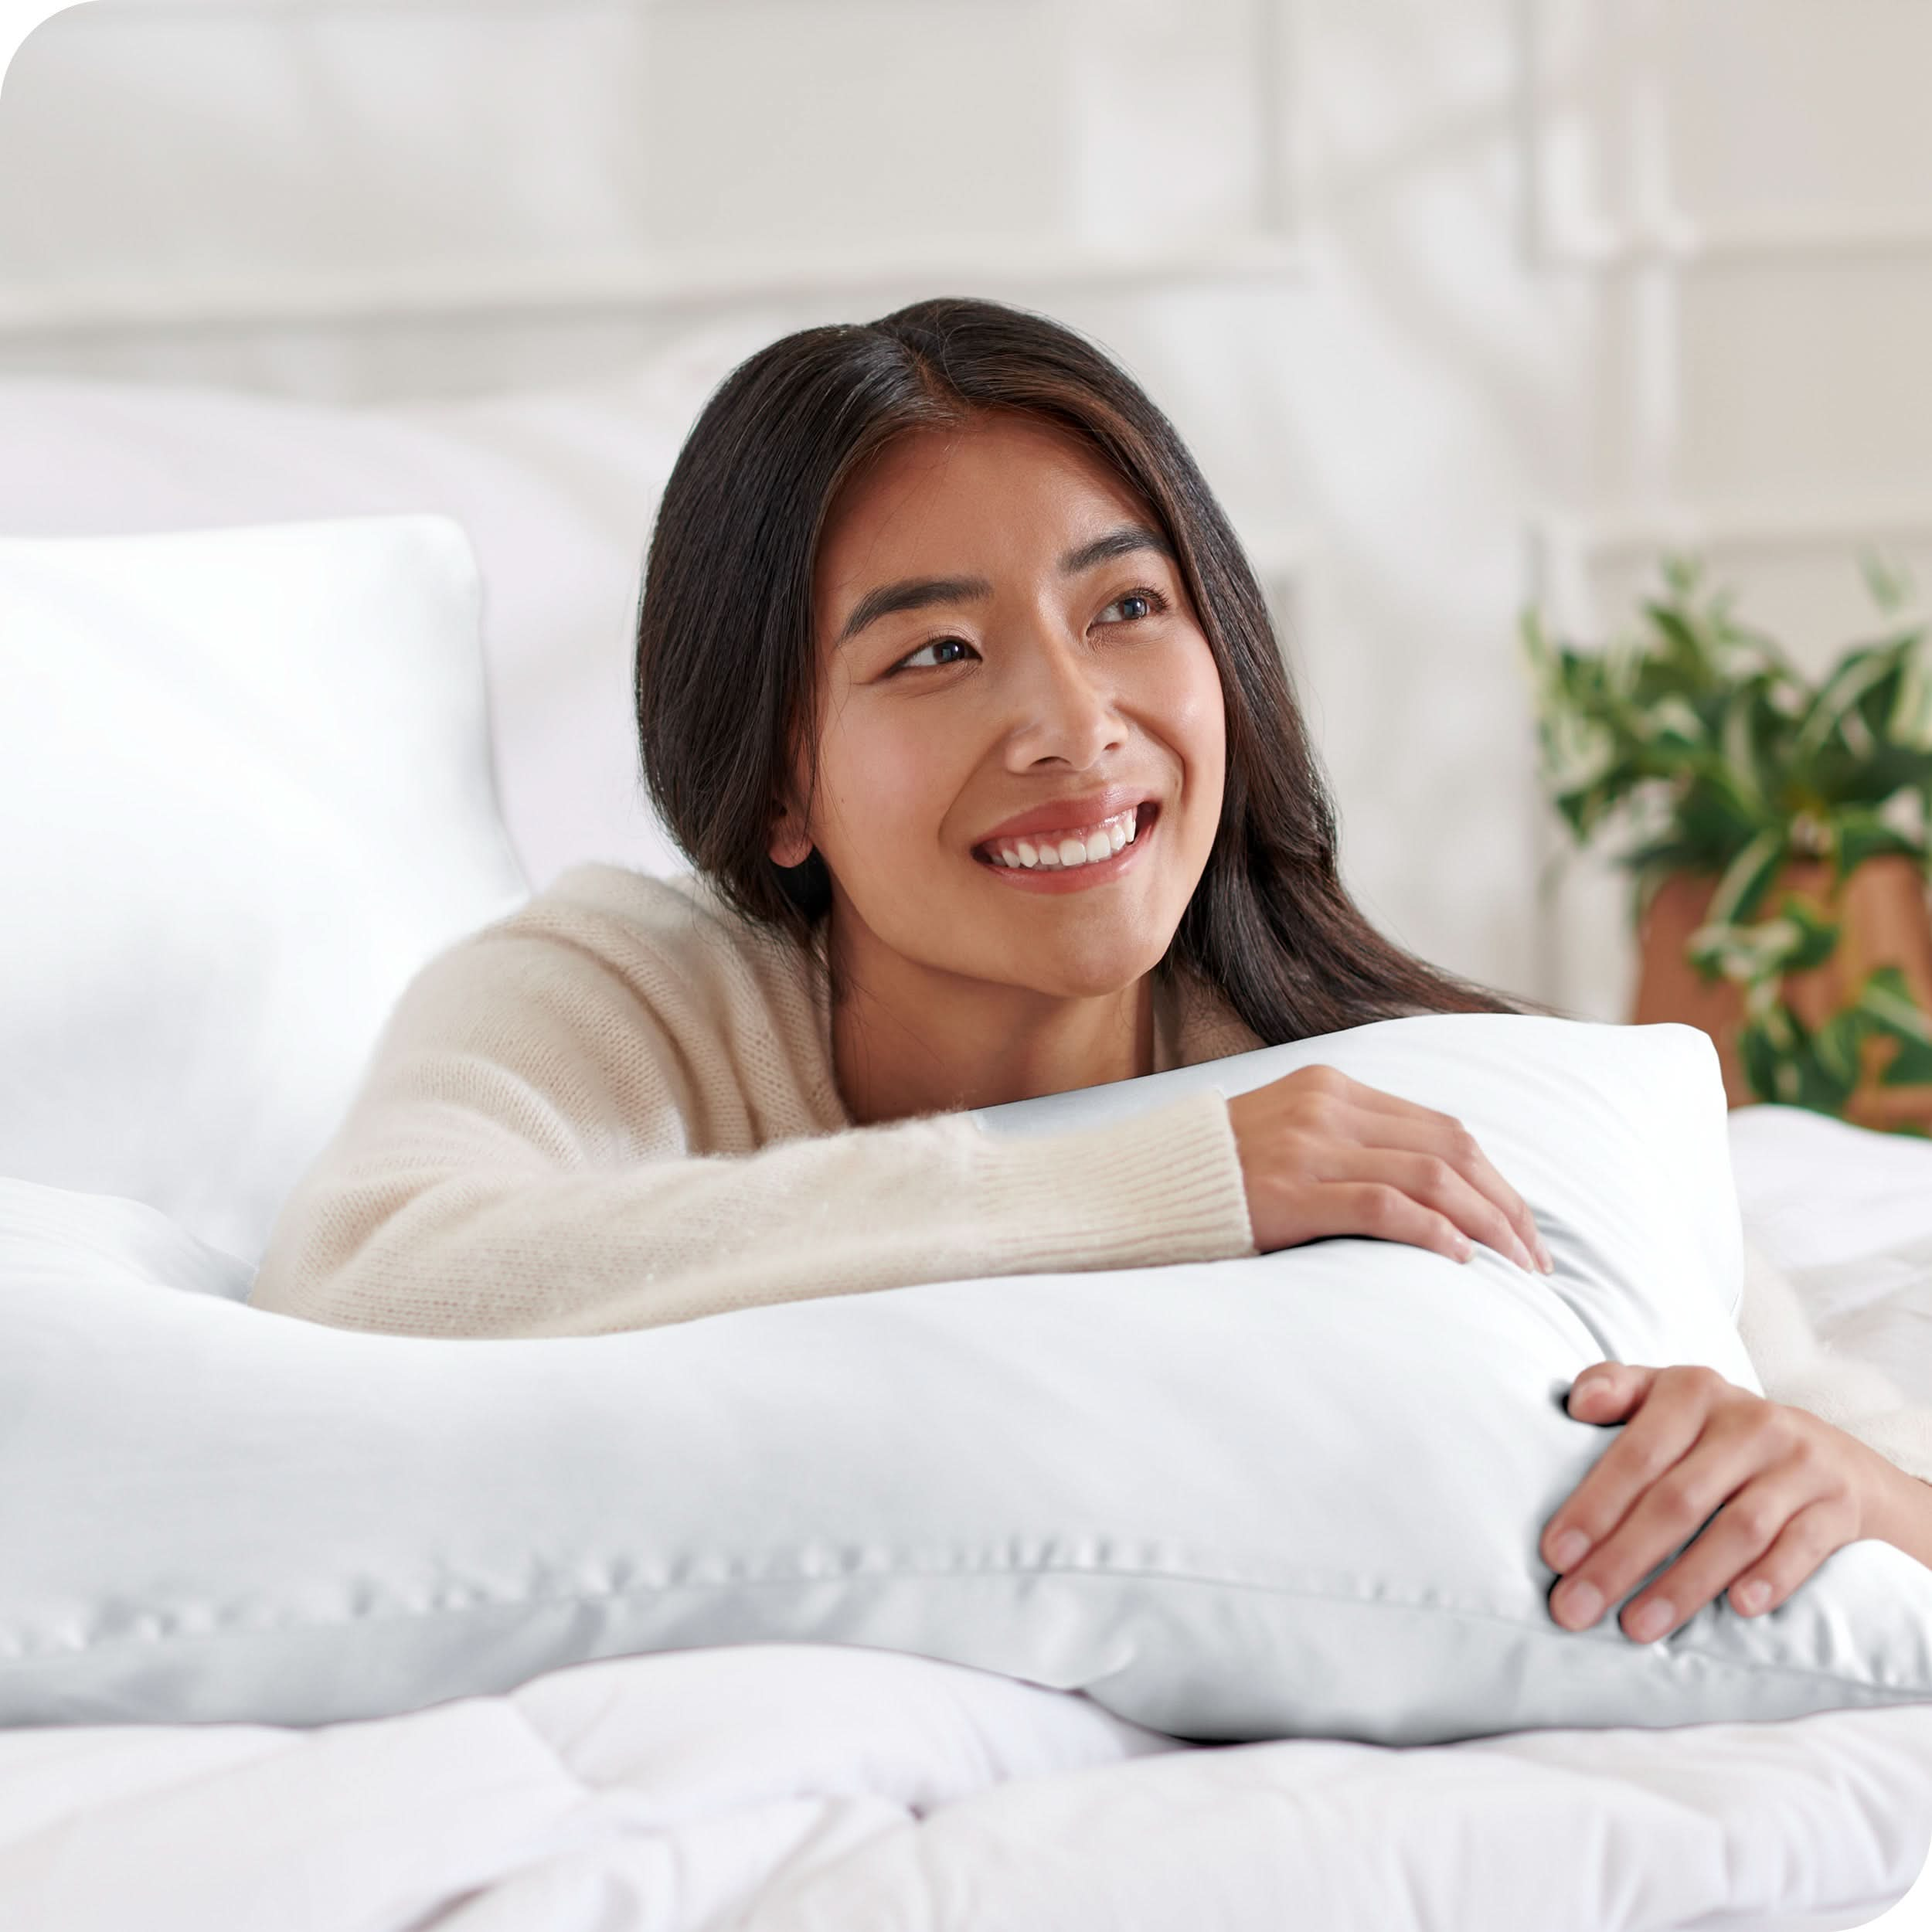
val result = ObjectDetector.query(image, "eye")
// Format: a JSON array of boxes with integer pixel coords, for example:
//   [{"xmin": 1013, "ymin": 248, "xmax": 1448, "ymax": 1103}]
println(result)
[
  {"xmin": 890, "ymin": 635, "xmax": 978, "ymax": 674},
  {"xmin": 1096, "ymin": 587, "xmax": 1169, "ymax": 626}
]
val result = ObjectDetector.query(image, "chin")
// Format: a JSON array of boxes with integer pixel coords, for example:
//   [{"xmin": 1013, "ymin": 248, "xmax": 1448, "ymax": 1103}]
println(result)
[{"xmin": 1017, "ymin": 938, "xmax": 1168, "ymax": 1002}]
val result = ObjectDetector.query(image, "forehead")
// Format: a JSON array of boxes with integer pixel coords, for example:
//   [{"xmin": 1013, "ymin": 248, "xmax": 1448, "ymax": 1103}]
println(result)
[{"xmin": 816, "ymin": 414, "xmax": 1151, "ymax": 587}]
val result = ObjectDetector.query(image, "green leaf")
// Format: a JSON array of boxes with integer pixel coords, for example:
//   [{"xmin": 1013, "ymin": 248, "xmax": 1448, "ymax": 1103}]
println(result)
[
  {"xmin": 1830, "ymin": 744, "xmax": 1932, "ymax": 807},
  {"xmin": 1737, "ymin": 1015, "xmax": 1790, "ymax": 1104},
  {"xmin": 1796, "ymin": 1054, "xmax": 1862, "ymax": 1115},
  {"xmin": 1686, "ymin": 910, "xmax": 1811, "ymax": 985},
  {"xmin": 1858, "ymin": 964, "xmax": 1932, "ymax": 1039},
  {"xmin": 1707, "ymin": 827, "xmax": 1789, "ymax": 927},
  {"xmin": 1717, "ymin": 686, "xmax": 1770, "ymax": 809},
  {"xmin": 1739, "ymin": 999, "xmax": 1837, "ymax": 1108},
  {"xmin": 1889, "ymin": 646, "xmax": 1932, "ymax": 753},
  {"xmin": 1670, "ymin": 779, "xmax": 1769, "ymax": 864},
  {"xmin": 1641, "ymin": 695, "xmax": 1709, "ymax": 750},
  {"xmin": 1861, "ymin": 549, "xmax": 1915, "ymax": 617},
  {"xmin": 1520, "ymin": 553, "xmax": 1932, "ymax": 907},
  {"xmin": 1853, "ymin": 965, "xmax": 1932, "ymax": 1087},
  {"xmin": 1660, "ymin": 553, "xmax": 1704, "ymax": 602},
  {"xmin": 1540, "ymin": 708, "xmax": 1621, "ymax": 796},
  {"xmin": 1775, "ymin": 893, "xmax": 1842, "ymax": 971},
  {"xmin": 1811, "ymin": 1008, "xmax": 1868, "ymax": 1090},
  {"xmin": 1519, "ymin": 607, "xmax": 1557, "ymax": 692},
  {"xmin": 1793, "ymin": 635, "xmax": 1922, "ymax": 765},
  {"xmin": 1646, "ymin": 602, "xmax": 1716, "ymax": 689},
  {"xmin": 1827, "ymin": 804, "xmax": 1923, "ymax": 887},
  {"xmin": 1740, "ymin": 998, "xmax": 1856, "ymax": 1116},
  {"xmin": 1623, "ymin": 838, "xmax": 1716, "ymax": 889},
  {"xmin": 1879, "ymin": 1032, "xmax": 1932, "ymax": 1088}
]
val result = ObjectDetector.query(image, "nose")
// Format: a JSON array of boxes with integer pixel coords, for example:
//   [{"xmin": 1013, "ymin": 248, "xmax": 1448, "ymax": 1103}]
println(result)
[{"xmin": 1002, "ymin": 623, "xmax": 1128, "ymax": 772}]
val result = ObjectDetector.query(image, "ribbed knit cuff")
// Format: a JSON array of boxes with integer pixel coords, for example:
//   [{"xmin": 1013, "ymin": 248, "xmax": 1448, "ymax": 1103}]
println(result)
[{"xmin": 962, "ymin": 1087, "xmax": 1257, "ymax": 1274}]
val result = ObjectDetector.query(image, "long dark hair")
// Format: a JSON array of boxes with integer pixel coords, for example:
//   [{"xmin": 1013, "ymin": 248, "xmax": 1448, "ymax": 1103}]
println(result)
[{"xmin": 634, "ymin": 295, "xmax": 1560, "ymax": 1043}]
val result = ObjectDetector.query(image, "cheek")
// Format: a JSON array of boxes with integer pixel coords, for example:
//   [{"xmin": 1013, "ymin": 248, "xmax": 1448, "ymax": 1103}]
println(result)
[
  {"xmin": 815, "ymin": 709, "xmax": 961, "ymax": 869},
  {"xmin": 1145, "ymin": 638, "xmax": 1227, "ymax": 801}
]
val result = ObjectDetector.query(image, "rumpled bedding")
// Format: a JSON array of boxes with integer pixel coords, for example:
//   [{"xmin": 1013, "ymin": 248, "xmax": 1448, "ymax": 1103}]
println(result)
[
  {"xmin": 3, "ymin": 1104, "xmax": 1930, "ymax": 1932},
  {"xmin": 3, "ymin": 1644, "xmax": 1928, "ymax": 1932}
]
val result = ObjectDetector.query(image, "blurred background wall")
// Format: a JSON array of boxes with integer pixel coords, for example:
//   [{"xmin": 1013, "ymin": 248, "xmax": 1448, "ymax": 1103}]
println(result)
[{"xmin": 3, "ymin": 0, "xmax": 1928, "ymax": 1021}]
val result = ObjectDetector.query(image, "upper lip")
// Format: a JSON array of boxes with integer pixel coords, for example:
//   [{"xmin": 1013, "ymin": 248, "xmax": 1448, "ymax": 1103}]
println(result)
[{"xmin": 971, "ymin": 786, "xmax": 1158, "ymax": 849}]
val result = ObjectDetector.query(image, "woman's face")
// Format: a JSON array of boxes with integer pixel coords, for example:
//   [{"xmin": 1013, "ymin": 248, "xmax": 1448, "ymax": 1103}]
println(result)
[{"xmin": 778, "ymin": 411, "xmax": 1226, "ymax": 1002}]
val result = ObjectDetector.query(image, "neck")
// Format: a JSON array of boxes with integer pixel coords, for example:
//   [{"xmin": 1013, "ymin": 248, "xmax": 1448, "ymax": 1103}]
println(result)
[{"xmin": 825, "ymin": 912, "xmax": 1159, "ymax": 1128}]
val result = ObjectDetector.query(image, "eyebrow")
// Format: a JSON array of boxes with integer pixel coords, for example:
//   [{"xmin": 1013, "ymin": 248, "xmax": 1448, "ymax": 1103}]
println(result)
[{"xmin": 834, "ymin": 522, "xmax": 1176, "ymax": 648}]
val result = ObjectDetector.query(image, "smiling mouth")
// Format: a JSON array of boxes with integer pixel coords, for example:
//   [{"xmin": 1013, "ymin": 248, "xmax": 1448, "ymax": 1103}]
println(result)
[{"xmin": 971, "ymin": 799, "xmax": 1161, "ymax": 872}]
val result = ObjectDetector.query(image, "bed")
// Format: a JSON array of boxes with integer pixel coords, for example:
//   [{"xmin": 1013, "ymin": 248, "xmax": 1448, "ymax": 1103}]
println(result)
[
  {"xmin": 0, "ymin": 1102, "xmax": 1929, "ymax": 1932},
  {"xmin": 5, "ymin": 372, "xmax": 1932, "ymax": 1931}
]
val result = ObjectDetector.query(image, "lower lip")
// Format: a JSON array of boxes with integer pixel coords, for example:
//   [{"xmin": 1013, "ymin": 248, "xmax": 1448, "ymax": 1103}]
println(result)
[{"xmin": 972, "ymin": 805, "xmax": 1159, "ymax": 893}]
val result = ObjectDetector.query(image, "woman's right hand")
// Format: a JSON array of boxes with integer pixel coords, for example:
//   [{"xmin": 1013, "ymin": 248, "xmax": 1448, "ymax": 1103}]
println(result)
[{"xmin": 1225, "ymin": 1064, "xmax": 1553, "ymax": 1274}]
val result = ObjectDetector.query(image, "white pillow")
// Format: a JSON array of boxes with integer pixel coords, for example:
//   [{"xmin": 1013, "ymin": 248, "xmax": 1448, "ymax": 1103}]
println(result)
[
  {"xmin": 0, "ymin": 516, "xmax": 530, "ymax": 1266},
  {"xmin": 0, "ymin": 338, "xmax": 771, "ymax": 888},
  {"xmin": 5, "ymin": 1013, "xmax": 1932, "ymax": 1742},
  {"xmin": 0, "ymin": 1178, "xmax": 253, "ymax": 1304}
]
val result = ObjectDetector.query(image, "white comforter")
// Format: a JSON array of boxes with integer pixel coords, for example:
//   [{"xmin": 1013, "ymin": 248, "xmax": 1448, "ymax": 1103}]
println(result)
[
  {"xmin": 4, "ymin": 1642, "xmax": 1930, "ymax": 1932},
  {"xmin": 6, "ymin": 1104, "xmax": 1932, "ymax": 1932}
]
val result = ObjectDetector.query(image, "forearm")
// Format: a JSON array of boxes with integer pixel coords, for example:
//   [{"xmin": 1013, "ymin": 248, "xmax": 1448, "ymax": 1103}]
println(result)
[{"xmin": 250, "ymin": 1088, "xmax": 1254, "ymax": 1339}]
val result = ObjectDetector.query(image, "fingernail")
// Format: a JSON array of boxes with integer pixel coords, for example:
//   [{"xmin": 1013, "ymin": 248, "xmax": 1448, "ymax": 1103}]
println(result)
[
  {"xmin": 1513, "ymin": 1237, "xmax": 1537, "ymax": 1273},
  {"xmin": 1551, "ymin": 1529, "xmax": 1588, "ymax": 1570},
  {"xmin": 1558, "ymin": 1580, "xmax": 1602, "ymax": 1628},
  {"xmin": 1537, "ymin": 1241, "xmax": 1555, "ymax": 1274},
  {"xmin": 1628, "ymin": 1599, "xmax": 1673, "ymax": 1642},
  {"xmin": 1735, "ymin": 1580, "xmax": 1770, "ymax": 1614}
]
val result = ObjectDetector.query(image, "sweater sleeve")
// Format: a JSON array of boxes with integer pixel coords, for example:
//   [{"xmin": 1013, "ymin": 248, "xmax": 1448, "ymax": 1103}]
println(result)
[
  {"xmin": 1736, "ymin": 1233, "xmax": 1932, "ymax": 1488},
  {"xmin": 246, "ymin": 918, "xmax": 1258, "ymax": 1339}
]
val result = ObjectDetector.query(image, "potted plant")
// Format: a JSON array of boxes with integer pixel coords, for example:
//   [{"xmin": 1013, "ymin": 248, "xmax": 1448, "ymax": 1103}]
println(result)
[{"xmin": 1520, "ymin": 554, "xmax": 1932, "ymax": 1136}]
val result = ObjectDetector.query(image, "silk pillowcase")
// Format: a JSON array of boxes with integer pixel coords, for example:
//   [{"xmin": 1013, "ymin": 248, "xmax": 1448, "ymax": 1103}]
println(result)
[{"xmin": 5, "ymin": 1013, "xmax": 1932, "ymax": 1741}]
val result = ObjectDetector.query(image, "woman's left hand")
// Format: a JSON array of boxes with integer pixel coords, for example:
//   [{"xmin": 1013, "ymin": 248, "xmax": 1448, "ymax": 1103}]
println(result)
[{"xmin": 1540, "ymin": 1361, "xmax": 1889, "ymax": 1642}]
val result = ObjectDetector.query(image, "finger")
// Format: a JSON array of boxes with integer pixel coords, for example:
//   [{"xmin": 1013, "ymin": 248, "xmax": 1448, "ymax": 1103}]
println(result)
[
  {"xmin": 1619, "ymin": 1468, "xmax": 1852, "ymax": 1642},
  {"xmin": 1543, "ymin": 1366, "xmax": 1721, "ymax": 1625},
  {"xmin": 1567, "ymin": 1362, "xmax": 1645, "ymax": 1421},
  {"xmin": 1543, "ymin": 1364, "xmax": 1656, "ymax": 1570},
  {"xmin": 1546, "ymin": 1372, "xmax": 1765, "ymax": 1634},
  {"xmin": 1328, "ymin": 1089, "xmax": 1550, "ymax": 1274},
  {"xmin": 1726, "ymin": 1495, "xmax": 1862, "ymax": 1618},
  {"xmin": 1553, "ymin": 1360, "xmax": 1646, "ymax": 1437},
  {"xmin": 1328, "ymin": 1144, "xmax": 1539, "ymax": 1274},
  {"xmin": 1318, "ymin": 1179, "xmax": 1478, "ymax": 1267}
]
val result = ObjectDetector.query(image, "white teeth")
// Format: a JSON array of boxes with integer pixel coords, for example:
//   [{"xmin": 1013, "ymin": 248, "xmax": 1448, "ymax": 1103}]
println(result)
[{"xmin": 985, "ymin": 804, "xmax": 1144, "ymax": 871}]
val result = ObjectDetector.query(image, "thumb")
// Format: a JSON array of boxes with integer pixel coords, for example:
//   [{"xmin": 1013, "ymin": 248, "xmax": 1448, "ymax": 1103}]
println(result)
[{"xmin": 1569, "ymin": 1362, "xmax": 1648, "ymax": 1418}]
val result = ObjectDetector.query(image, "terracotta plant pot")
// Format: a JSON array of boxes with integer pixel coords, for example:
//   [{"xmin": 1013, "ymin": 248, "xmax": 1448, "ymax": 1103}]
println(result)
[{"xmin": 1631, "ymin": 853, "xmax": 1932, "ymax": 1132}]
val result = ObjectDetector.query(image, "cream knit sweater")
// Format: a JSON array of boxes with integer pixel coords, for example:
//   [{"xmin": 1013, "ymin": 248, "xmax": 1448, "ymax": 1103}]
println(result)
[
  {"xmin": 246, "ymin": 862, "xmax": 1932, "ymax": 1488},
  {"xmin": 248, "ymin": 863, "xmax": 1263, "ymax": 1340}
]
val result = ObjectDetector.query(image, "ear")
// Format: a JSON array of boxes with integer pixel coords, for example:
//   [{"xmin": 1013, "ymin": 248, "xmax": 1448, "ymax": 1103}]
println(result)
[{"xmin": 767, "ymin": 797, "xmax": 813, "ymax": 869}]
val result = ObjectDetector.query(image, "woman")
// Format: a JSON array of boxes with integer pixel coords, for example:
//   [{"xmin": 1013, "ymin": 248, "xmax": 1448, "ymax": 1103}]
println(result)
[{"xmin": 250, "ymin": 296, "xmax": 1930, "ymax": 1641}]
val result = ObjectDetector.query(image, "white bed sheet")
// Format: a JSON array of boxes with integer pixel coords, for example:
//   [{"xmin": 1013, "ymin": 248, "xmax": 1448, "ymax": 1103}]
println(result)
[
  {"xmin": 3, "ymin": 1102, "xmax": 1930, "ymax": 1932},
  {"xmin": 2, "ymin": 1643, "xmax": 1927, "ymax": 1932}
]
